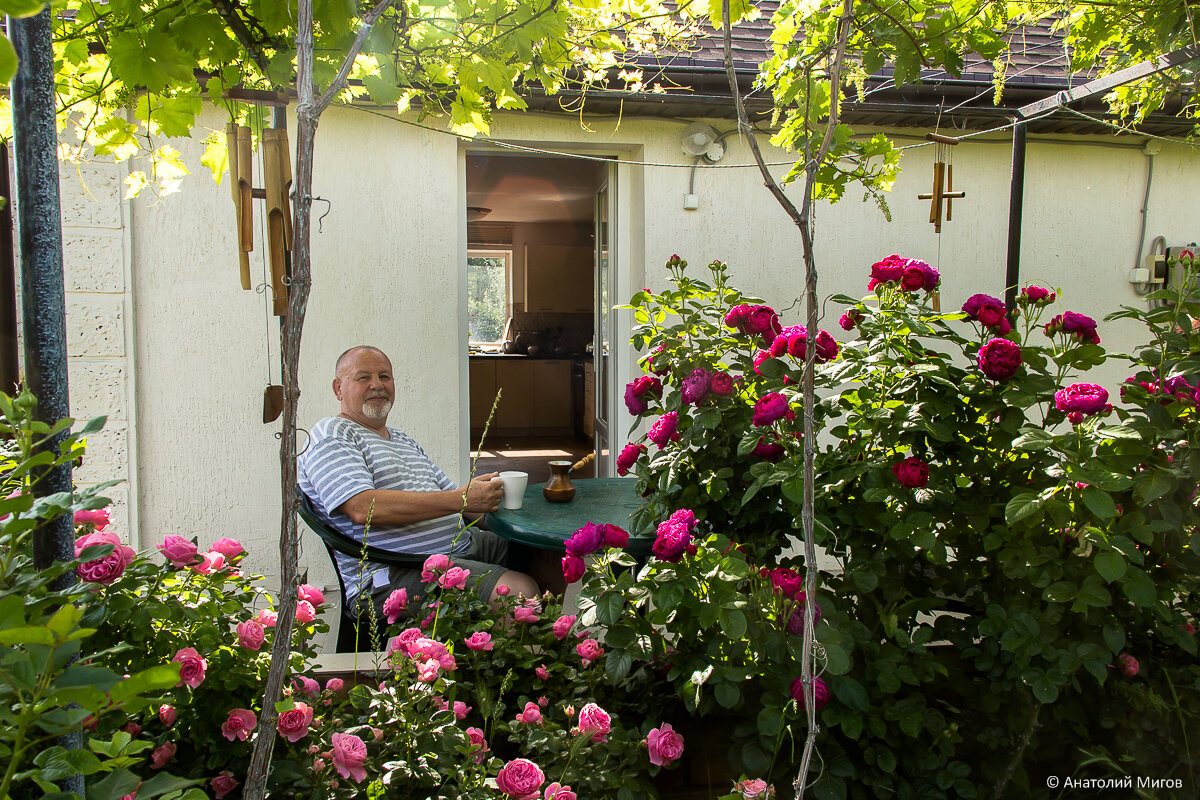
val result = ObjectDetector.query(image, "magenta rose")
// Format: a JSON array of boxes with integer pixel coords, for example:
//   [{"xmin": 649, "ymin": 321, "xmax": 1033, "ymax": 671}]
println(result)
[
  {"xmin": 276, "ymin": 702, "xmax": 314, "ymax": 742},
  {"xmin": 157, "ymin": 535, "xmax": 198, "ymax": 568},
  {"xmin": 1045, "ymin": 311, "xmax": 1100, "ymax": 344},
  {"xmin": 1118, "ymin": 653, "xmax": 1140, "ymax": 677},
  {"xmin": 814, "ymin": 330, "xmax": 839, "ymax": 362},
  {"xmin": 382, "ymin": 588, "xmax": 408, "ymax": 624},
  {"xmin": 900, "ymin": 265, "xmax": 927, "ymax": 292},
  {"xmin": 332, "ymin": 733, "xmax": 368, "ymax": 782},
  {"xmin": 73, "ymin": 508, "xmax": 111, "ymax": 530},
  {"xmin": 565, "ymin": 522, "xmax": 605, "ymax": 556},
  {"xmin": 752, "ymin": 393, "xmax": 791, "ymax": 427},
  {"xmin": 787, "ymin": 593, "xmax": 823, "ymax": 634},
  {"xmin": 551, "ymin": 615, "xmax": 577, "ymax": 639},
  {"xmin": 1019, "ymin": 285, "xmax": 1055, "ymax": 306},
  {"xmin": 624, "ymin": 376, "xmax": 663, "ymax": 416},
  {"xmin": 724, "ymin": 304, "xmax": 750, "ymax": 331},
  {"xmin": 616, "ymin": 442, "xmax": 646, "ymax": 476},
  {"xmin": 769, "ymin": 567, "xmax": 803, "ymax": 597},
  {"xmin": 681, "ymin": 368, "xmax": 712, "ymax": 405},
  {"xmin": 464, "ymin": 631, "xmax": 494, "ymax": 651},
  {"xmin": 1055, "ymin": 383, "xmax": 1109, "ymax": 416},
  {"xmin": 648, "ymin": 412, "xmax": 680, "ymax": 449},
  {"xmin": 496, "ymin": 758, "xmax": 545, "ymax": 799},
  {"xmin": 576, "ymin": 638, "xmax": 604, "ymax": 666},
  {"xmin": 561, "ymin": 554, "xmax": 586, "ymax": 584},
  {"xmin": 221, "ymin": 708, "xmax": 257, "ymax": 742},
  {"xmin": 210, "ymin": 771, "xmax": 238, "ymax": 799},
  {"xmin": 602, "ymin": 524, "xmax": 629, "ymax": 548},
  {"xmin": 891, "ymin": 457, "xmax": 929, "ymax": 489},
  {"xmin": 236, "ymin": 619, "xmax": 265, "ymax": 650},
  {"xmin": 75, "ymin": 531, "xmax": 134, "ymax": 585},
  {"xmin": 150, "ymin": 741, "xmax": 176, "ymax": 769},
  {"xmin": 789, "ymin": 675, "xmax": 830, "ymax": 711},
  {"xmin": 209, "ymin": 537, "xmax": 245, "ymax": 560},
  {"xmin": 669, "ymin": 508, "xmax": 697, "ymax": 531},
  {"xmin": 576, "ymin": 703, "xmax": 611, "ymax": 742},
  {"xmin": 746, "ymin": 306, "xmax": 781, "ymax": 341},
  {"xmin": 962, "ymin": 294, "xmax": 1011, "ymax": 334},
  {"xmin": 977, "ymin": 338, "xmax": 1023, "ymax": 380},
  {"xmin": 646, "ymin": 722, "xmax": 685, "ymax": 766},
  {"xmin": 839, "ymin": 309, "xmax": 861, "ymax": 331},
  {"xmin": 869, "ymin": 254, "xmax": 908, "ymax": 284},
  {"xmin": 710, "ymin": 371, "xmax": 734, "ymax": 395},
  {"xmin": 172, "ymin": 647, "xmax": 207, "ymax": 689},
  {"xmin": 752, "ymin": 437, "xmax": 785, "ymax": 462},
  {"xmin": 652, "ymin": 519, "xmax": 691, "ymax": 563}
]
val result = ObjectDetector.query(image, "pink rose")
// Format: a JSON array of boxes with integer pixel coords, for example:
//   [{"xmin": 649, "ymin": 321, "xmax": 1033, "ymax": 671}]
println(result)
[
  {"xmin": 158, "ymin": 705, "xmax": 176, "ymax": 727},
  {"xmin": 891, "ymin": 457, "xmax": 929, "ymax": 489},
  {"xmin": 513, "ymin": 606, "xmax": 539, "ymax": 624},
  {"xmin": 331, "ymin": 732, "xmax": 368, "ymax": 782},
  {"xmin": 552, "ymin": 615, "xmax": 577, "ymax": 640},
  {"xmin": 210, "ymin": 771, "xmax": 239, "ymax": 799},
  {"xmin": 1055, "ymin": 383, "xmax": 1109, "ymax": 417},
  {"xmin": 466, "ymin": 727, "xmax": 489, "ymax": 764},
  {"xmin": 736, "ymin": 778, "xmax": 774, "ymax": 799},
  {"xmin": 977, "ymin": 338, "xmax": 1023, "ymax": 381},
  {"xmin": 237, "ymin": 619, "xmax": 265, "ymax": 650},
  {"xmin": 652, "ymin": 519, "xmax": 691, "ymax": 563},
  {"xmin": 544, "ymin": 783, "xmax": 577, "ymax": 800},
  {"xmin": 496, "ymin": 585, "xmax": 510, "ymax": 596},
  {"xmin": 75, "ymin": 531, "xmax": 135, "ymax": 585},
  {"xmin": 296, "ymin": 600, "xmax": 316, "ymax": 624},
  {"xmin": 171, "ymin": 647, "xmax": 207, "ymax": 688},
  {"xmin": 294, "ymin": 676, "xmax": 320, "ymax": 695},
  {"xmin": 420, "ymin": 554, "xmax": 451, "ymax": 582},
  {"xmin": 839, "ymin": 309, "xmax": 861, "ymax": 331},
  {"xmin": 191, "ymin": 550, "xmax": 226, "ymax": 575},
  {"xmin": 648, "ymin": 412, "xmax": 680, "ymax": 449},
  {"xmin": 1118, "ymin": 653, "xmax": 1140, "ymax": 677},
  {"xmin": 790, "ymin": 675, "xmax": 830, "ymax": 710},
  {"xmin": 962, "ymin": 293, "xmax": 1011, "ymax": 334},
  {"xmin": 439, "ymin": 566, "xmax": 471, "ymax": 590},
  {"xmin": 1020, "ymin": 285, "xmax": 1055, "ymax": 306},
  {"xmin": 221, "ymin": 708, "xmax": 258, "ymax": 742},
  {"xmin": 325, "ymin": 678, "xmax": 344, "ymax": 692},
  {"xmin": 385, "ymin": 627, "xmax": 424, "ymax": 658},
  {"xmin": 464, "ymin": 631, "xmax": 494, "ymax": 651},
  {"xmin": 496, "ymin": 758, "xmax": 545, "ymax": 799},
  {"xmin": 121, "ymin": 721, "xmax": 141, "ymax": 737},
  {"xmin": 515, "ymin": 701, "xmax": 543, "ymax": 725},
  {"xmin": 1045, "ymin": 311, "xmax": 1100, "ymax": 344},
  {"xmin": 752, "ymin": 393, "xmax": 791, "ymax": 427},
  {"xmin": 156, "ymin": 535, "xmax": 199, "ymax": 569},
  {"xmin": 255, "ymin": 608, "xmax": 278, "ymax": 627},
  {"xmin": 616, "ymin": 443, "xmax": 646, "ymax": 476},
  {"xmin": 536, "ymin": 665, "xmax": 550, "ymax": 680},
  {"xmin": 646, "ymin": 722, "xmax": 685, "ymax": 766},
  {"xmin": 576, "ymin": 703, "xmax": 611, "ymax": 742},
  {"xmin": 769, "ymin": 567, "xmax": 802, "ymax": 598},
  {"xmin": 73, "ymin": 508, "xmax": 111, "ymax": 530},
  {"xmin": 298, "ymin": 584, "xmax": 326, "ymax": 606},
  {"xmin": 149, "ymin": 741, "xmax": 175, "ymax": 769},
  {"xmin": 276, "ymin": 703, "xmax": 314, "ymax": 742},
  {"xmin": 453, "ymin": 701, "xmax": 471, "ymax": 720},
  {"xmin": 210, "ymin": 537, "xmax": 245, "ymax": 560},
  {"xmin": 382, "ymin": 589, "xmax": 408, "ymax": 624},
  {"xmin": 576, "ymin": 638, "xmax": 605, "ymax": 666},
  {"xmin": 565, "ymin": 522, "xmax": 605, "ymax": 556}
]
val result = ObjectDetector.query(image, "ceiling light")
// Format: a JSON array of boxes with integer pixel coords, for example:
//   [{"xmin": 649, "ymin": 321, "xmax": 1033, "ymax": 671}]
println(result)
[{"xmin": 467, "ymin": 206, "xmax": 491, "ymax": 221}]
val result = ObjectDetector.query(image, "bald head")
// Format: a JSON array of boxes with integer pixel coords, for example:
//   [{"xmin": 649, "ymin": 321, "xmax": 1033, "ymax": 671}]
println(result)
[{"xmin": 335, "ymin": 346, "xmax": 390, "ymax": 379}]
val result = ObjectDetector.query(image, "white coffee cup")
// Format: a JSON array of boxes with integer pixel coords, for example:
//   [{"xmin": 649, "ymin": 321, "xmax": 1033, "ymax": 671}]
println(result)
[{"xmin": 498, "ymin": 471, "xmax": 529, "ymax": 510}]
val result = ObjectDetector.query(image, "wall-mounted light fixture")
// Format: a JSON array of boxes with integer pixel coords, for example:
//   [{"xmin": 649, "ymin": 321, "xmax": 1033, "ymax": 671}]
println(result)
[{"xmin": 680, "ymin": 123, "xmax": 726, "ymax": 163}]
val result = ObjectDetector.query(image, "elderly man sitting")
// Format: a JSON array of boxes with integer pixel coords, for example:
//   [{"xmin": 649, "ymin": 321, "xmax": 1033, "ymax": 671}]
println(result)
[{"xmin": 298, "ymin": 345, "xmax": 538, "ymax": 617}]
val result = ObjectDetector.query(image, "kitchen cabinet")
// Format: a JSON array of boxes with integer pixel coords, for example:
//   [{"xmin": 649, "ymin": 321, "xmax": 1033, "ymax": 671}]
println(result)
[
  {"xmin": 469, "ymin": 360, "xmax": 496, "ymax": 431},
  {"xmin": 532, "ymin": 360, "xmax": 571, "ymax": 430},
  {"xmin": 469, "ymin": 357, "xmax": 574, "ymax": 435},
  {"xmin": 495, "ymin": 360, "xmax": 535, "ymax": 430},
  {"xmin": 525, "ymin": 244, "xmax": 593, "ymax": 313}
]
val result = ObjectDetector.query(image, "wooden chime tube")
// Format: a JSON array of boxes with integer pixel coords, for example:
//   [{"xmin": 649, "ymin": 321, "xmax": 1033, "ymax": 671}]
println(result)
[
  {"xmin": 226, "ymin": 123, "xmax": 251, "ymax": 289},
  {"xmin": 236, "ymin": 126, "xmax": 254, "ymax": 255},
  {"xmin": 262, "ymin": 130, "xmax": 289, "ymax": 317}
]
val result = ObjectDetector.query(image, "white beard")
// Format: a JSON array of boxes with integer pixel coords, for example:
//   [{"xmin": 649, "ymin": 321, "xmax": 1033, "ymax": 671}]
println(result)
[{"xmin": 362, "ymin": 399, "xmax": 393, "ymax": 420}]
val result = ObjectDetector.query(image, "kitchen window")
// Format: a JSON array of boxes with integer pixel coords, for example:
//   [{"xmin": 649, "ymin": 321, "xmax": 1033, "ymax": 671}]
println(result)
[{"xmin": 467, "ymin": 249, "xmax": 511, "ymax": 344}]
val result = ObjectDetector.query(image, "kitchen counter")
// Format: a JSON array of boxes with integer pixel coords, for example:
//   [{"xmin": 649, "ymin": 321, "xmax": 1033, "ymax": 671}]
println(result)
[{"xmin": 468, "ymin": 353, "xmax": 580, "ymax": 360}]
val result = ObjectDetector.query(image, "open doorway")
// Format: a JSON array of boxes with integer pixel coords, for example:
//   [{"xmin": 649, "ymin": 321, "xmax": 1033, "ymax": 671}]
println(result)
[{"xmin": 464, "ymin": 152, "xmax": 609, "ymax": 484}]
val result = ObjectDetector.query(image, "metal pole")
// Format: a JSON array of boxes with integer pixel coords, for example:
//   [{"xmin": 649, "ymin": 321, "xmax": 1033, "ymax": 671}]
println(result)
[
  {"xmin": 0, "ymin": 144, "xmax": 19, "ymax": 393},
  {"xmin": 10, "ymin": 10, "xmax": 82, "ymax": 794},
  {"xmin": 1005, "ymin": 120, "xmax": 1026, "ymax": 309}
]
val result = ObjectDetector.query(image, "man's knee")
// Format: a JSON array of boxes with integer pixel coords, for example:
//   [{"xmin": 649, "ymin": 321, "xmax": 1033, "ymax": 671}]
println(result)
[{"xmin": 492, "ymin": 570, "xmax": 538, "ymax": 602}]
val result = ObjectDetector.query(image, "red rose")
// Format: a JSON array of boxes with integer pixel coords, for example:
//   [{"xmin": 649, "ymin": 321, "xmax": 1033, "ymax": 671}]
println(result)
[
  {"xmin": 710, "ymin": 371, "xmax": 734, "ymax": 395},
  {"xmin": 977, "ymin": 338, "xmax": 1023, "ymax": 380},
  {"xmin": 789, "ymin": 675, "xmax": 830, "ymax": 711},
  {"xmin": 891, "ymin": 457, "xmax": 929, "ymax": 488}
]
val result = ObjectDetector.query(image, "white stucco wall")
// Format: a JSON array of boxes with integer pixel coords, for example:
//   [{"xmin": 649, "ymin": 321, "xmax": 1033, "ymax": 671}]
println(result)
[{"xmin": 55, "ymin": 101, "xmax": 1200, "ymax": 647}]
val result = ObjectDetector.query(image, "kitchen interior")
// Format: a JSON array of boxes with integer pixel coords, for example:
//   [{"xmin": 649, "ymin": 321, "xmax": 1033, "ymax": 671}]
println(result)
[{"xmin": 466, "ymin": 153, "xmax": 606, "ymax": 483}]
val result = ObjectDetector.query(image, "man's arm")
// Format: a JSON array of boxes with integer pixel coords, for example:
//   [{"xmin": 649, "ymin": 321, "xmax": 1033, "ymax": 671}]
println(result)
[{"xmin": 337, "ymin": 473, "xmax": 503, "ymax": 526}]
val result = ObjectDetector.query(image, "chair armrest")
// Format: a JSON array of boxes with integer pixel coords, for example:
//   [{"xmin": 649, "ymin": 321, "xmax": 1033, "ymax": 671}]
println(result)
[{"xmin": 297, "ymin": 491, "xmax": 430, "ymax": 569}]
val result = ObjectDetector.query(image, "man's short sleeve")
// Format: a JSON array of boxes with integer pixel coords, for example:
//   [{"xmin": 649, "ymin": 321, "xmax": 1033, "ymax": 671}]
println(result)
[
  {"xmin": 302, "ymin": 429, "xmax": 376, "ymax": 514},
  {"xmin": 404, "ymin": 434, "xmax": 457, "ymax": 492}
]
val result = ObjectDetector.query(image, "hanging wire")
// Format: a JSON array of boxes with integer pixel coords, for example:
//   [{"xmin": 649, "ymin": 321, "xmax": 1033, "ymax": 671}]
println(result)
[{"xmin": 252, "ymin": 103, "xmax": 276, "ymax": 385}]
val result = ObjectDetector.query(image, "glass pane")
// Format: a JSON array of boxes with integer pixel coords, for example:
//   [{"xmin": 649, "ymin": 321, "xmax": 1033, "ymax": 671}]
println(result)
[{"xmin": 467, "ymin": 255, "xmax": 507, "ymax": 343}]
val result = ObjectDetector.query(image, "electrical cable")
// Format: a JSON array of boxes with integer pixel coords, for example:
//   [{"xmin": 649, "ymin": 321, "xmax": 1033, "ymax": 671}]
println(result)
[{"xmin": 1132, "ymin": 154, "xmax": 1157, "ymax": 296}]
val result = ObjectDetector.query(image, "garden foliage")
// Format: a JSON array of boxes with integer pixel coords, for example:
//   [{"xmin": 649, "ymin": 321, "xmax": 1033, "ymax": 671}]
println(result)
[{"xmin": 581, "ymin": 253, "xmax": 1200, "ymax": 798}]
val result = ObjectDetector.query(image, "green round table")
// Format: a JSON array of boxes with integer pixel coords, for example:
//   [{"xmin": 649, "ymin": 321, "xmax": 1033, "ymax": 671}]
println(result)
[{"xmin": 486, "ymin": 478, "xmax": 654, "ymax": 557}]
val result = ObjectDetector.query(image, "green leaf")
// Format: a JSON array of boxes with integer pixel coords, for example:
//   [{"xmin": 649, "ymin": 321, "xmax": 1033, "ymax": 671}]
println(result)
[
  {"xmin": 0, "ymin": 0, "xmax": 44, "ymax": 18},
  {"xmin": 714, "ymin": 680, "xmax": 740, "ymax": 709},
  {"xmin": 87, "ymin": 770, "xmax": 141, "ymax": 800},
  {"xmin": 718, "ymin": 607, "xmax": 747, "ymax": 640},
  {"xmin": 1133, "ymin": 469, "xmax": 1174, "ymax": 506},
  {"xmin": 1081, "ymin": 487, "xmax": 1116, "ymax": 520},
  {"xmin": 1094, "ymin": 550, "xmax": 1127, "ymax": 583},
  {"xmin": 109, "ymin": 664, "xmax": 180, "ymax": 705},
  {"xmin": 0, "ymin": 625, "xmax": 56, "ymax": 645},
  {"xmin": 1005, "ymin": 492, "xmax": 1044, "ymax": 525},
  {"xmin": 595, "ymin": 590, "xmax": 623, "ymax": 626},
  {"xmin": 0, "ymin": 34, "xmax": 17, "ymax": 85},
  {"xmin": 831, "ymin": 677, "xmax": 869, "ymax": 711},
  {"xmin": 1031, "ymin": 677, "xmax": 1059, "ymax": 703},
  {"xmin": 605, "ymin": 649, "xmax": 632, "ymax": 683},
  {"xmin": 1044, "ymin": 581, "xmax": 1076, "ymax": 603},
  {"xmin": 1102, "ymin": 625, "xmax": 1125, "ymax": 654},
  {"xmin": 1012, "ymin": 428, "xmax": 1054, "ymax": 451},
  {"xmin": 1122, "ymin": 569, "xmax": 1157, "ymax": 607}
]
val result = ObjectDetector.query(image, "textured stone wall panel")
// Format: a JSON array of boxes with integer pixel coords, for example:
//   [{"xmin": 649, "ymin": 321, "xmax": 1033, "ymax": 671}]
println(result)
[
  {"xmin": 60, "ymin": 162, "xmax": 123, "ymax": 229},
  {"xmin": 75, "ymin": 421, "xmax": 127, "ymax": 484},
  {"xmin": 68, "ymin": 361, "xmax": 126, "ymax": 423},
  {"xmin": 64, "ymin": 233, "xmax": 125, "ymax": 292},
  {"xmin": 66, "ymin": 298, "xmax": 125, "ymax": 357}
]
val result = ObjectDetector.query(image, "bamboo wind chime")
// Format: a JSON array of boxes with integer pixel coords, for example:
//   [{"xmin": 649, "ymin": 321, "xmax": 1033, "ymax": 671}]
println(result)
[
  {"xmin": 916, "ymin": 132, "xmax": 966, "ymax": 312},
  {"xmin": 225, "ymin": 121, "xmax": 293, "ymax": 316}
]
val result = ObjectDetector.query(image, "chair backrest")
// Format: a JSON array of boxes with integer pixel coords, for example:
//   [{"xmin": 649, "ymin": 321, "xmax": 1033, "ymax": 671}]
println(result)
[{"xmin": 295, "ymin": 490, "xmax": 428, "ymax": 652}]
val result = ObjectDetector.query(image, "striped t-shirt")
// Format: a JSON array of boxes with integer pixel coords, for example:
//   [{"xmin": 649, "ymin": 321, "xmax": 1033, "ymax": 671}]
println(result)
[{"xmin": 298, "ymin": 416, "xmax": 472, "ymax": 602}]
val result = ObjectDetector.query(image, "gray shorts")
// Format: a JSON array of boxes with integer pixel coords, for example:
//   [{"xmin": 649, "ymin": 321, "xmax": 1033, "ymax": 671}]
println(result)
[{"xmin": 358, "ymin": 529, "xmax": 510, "ymax": 618}]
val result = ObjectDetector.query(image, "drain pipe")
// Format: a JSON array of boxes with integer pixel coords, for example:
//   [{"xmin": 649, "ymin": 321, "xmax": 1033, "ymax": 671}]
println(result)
[{"xmin": 1004, "ymin": 119, "xmax": 1027, "ymax": 310}]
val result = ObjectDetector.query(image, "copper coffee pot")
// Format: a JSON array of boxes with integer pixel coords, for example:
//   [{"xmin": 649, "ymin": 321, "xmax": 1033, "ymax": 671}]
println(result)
[{"xmin": 543, "ymin": 452, "xmax": 596, "ymax": 503}]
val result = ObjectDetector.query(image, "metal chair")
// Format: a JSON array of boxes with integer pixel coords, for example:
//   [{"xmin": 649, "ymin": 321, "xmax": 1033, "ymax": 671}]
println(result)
[{"xmin": 296, "ymin": 490, "xmax": 427, "ymax": 652}]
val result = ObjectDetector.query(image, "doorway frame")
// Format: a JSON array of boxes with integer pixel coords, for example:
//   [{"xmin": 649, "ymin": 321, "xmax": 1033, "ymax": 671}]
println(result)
[{"xmin": 456, "ymin": 143, "xmax": 644, "ymax": 483}]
